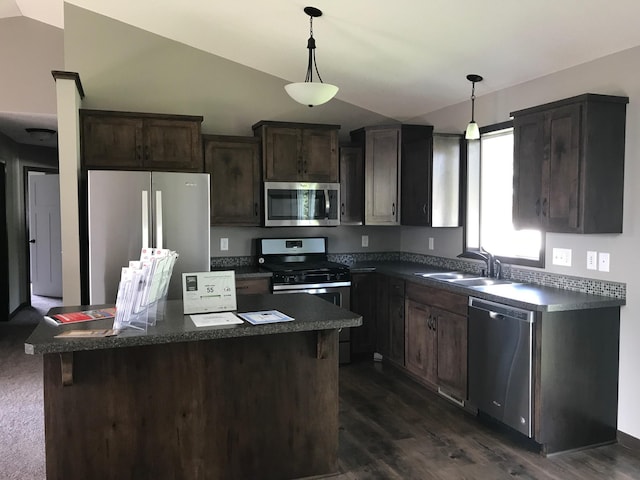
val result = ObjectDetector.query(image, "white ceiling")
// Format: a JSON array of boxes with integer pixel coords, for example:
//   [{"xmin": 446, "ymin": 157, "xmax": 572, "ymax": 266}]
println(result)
[{"xmin": 4, "ymin": 0, "xmax": 640, "ymax": 146}]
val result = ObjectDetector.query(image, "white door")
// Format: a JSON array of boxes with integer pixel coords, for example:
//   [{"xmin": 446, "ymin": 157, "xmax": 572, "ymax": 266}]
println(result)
[{"xmin": 28, "ymin": 174, "xmax": 62, "ymax": 297}]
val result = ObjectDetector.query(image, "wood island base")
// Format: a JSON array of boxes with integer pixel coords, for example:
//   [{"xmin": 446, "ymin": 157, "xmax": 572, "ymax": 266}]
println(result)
[{"xmin": 43, "ymin": 330, "xmax": 339, "ymax": 480}]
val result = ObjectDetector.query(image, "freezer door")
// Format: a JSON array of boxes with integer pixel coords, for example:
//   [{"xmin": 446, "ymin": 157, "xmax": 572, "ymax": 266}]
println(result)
[
  {"xmin": 152, "ymin": 172, "xmax": 210, "ymax": 300},
  {"xmin": 88, "ymin": 170, "xmax": 151, "ymax": 304}
]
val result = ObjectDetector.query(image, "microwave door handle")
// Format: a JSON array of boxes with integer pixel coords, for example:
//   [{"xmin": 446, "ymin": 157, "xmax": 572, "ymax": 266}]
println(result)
[
  {"xmin": 325, "ymin": 189, "xmax": 330, "ymax": 219},
  {"xmin": 141, "ymin": 190, "xmax": 149, "ymax": 249}
]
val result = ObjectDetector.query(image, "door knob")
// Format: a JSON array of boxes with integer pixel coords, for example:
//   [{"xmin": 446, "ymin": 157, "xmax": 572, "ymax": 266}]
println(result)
[{"xmin": 29, "ymin": 239, "xmax": 36, "ymax": 244}]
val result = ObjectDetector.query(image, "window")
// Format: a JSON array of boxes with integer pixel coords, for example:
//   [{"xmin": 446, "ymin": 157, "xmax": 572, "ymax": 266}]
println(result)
[{"xmin": 464, "ymin": 122, "xmax": 544, "ymax": 267}]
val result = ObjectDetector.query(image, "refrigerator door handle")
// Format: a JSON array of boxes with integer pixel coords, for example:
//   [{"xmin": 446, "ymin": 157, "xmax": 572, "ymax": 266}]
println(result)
[
  {"xmin": 156, "ymin": 190, "xmax": 163, "ymax": 249},
  {"xmin": 142, "ymin": 190, "xmax": 149, "ymax": 249}
]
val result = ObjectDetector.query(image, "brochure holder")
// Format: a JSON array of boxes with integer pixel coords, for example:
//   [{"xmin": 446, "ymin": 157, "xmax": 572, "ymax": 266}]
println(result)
[{"xmin": 113, "ymin": 249, "xmax": 178, "ymax": 332}]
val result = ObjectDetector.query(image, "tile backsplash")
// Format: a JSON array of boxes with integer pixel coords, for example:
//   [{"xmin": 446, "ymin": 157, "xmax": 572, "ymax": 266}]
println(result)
[{"xmin": 211, "ymin": 251, "xmax": 626, "ymax": 299}]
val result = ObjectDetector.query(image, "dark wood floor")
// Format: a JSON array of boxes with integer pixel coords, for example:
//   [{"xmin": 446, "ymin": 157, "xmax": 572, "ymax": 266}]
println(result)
[{"xmin": 333, "ymin": 360, "xmax": 640, "ymax": 480}]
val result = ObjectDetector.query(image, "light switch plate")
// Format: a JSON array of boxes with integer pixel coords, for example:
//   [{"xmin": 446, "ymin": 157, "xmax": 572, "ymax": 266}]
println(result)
[
  {"xmin": 361, "ymin": 235, "xmax": 369, "ymax": 248},
  {"xmin": 220, "ymin": 238, "xmax": 229, "ymax": 251},
  {"xmin": 598, "ymin": 252, "xmax": 610, "ymax": 272},
  {"xmin": 587, "ymin": 251, "xmax": 598, "ymax": 270},
  {"xmin": 552, "ymin": 248, "xmax": 572, "ymax": 267},
  {"xmin": 428, "ymin": 237, "xmax": 435, "ymax": 250}
]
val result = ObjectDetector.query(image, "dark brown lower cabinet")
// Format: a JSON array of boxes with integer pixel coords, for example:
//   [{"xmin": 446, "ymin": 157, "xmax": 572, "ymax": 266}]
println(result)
[
  {"xmin": 405, "ymin": 282, "xmax": 468, "ymax": 398},
  {"xmin": 405, "ymin": 299, "xmax": 437, "ymax": 386},
  {"xmin": 435, "ymin": 307, "xmax": 467, "ymax": 400},
  {"xmin": 235, "ymin": 277, "xmax": 270, "ymax": 295},
  {"xmin": 350, "ymin": 273, "xmax": 377, "ymax": 356}
]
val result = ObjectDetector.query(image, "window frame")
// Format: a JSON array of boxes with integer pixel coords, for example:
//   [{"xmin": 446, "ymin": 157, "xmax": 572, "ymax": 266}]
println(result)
[{"xmin": 461, "ymin": 120, "xmax": 545, "ymax": 269}]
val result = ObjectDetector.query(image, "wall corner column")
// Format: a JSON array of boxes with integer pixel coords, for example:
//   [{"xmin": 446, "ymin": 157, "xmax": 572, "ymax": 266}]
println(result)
[{"xmin": 53, "ymin": 71, "xmax": 84, "ymax": 305}]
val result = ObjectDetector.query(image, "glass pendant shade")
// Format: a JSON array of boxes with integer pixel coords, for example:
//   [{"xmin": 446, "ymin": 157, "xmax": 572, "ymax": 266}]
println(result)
[
  {"xmin": 285, "ymin": 82, "xmax": 339, "ymax": 107},
  {"xmin": 464, "ymin": 74, "xmax": 483, "ymax": 140},
  {"xmin": 465, "ymin": 121, "xmax": 480, "ymax": 140}
]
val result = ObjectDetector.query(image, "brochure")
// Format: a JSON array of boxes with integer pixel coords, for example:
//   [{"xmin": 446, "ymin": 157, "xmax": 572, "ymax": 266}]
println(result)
[
  {"xmin": 237, "ymin": 310, "xmax": 295, "ymax": 325},
  {"xmin": 45, "ymin": 307, "xmax": 116, "ymax": 326},
  {"xmin": 190, "ymin": 311, "xmax": 244, "ymax": 327}
]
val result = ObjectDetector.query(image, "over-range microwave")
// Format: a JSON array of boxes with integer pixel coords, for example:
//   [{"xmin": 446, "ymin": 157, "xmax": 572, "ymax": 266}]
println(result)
[{"xmin": 264, "ymin": 182, "xmax": 340, "ymax": 227}]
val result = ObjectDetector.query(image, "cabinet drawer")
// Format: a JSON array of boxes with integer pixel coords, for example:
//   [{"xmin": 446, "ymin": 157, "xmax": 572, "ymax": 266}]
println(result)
[
  {"xmin": 405, "ymin": 282, "xmax": 467, "ymax": 316},
  {"xmin": 235, "ymin": 277, "xmax": 271, "ymax": 295}
]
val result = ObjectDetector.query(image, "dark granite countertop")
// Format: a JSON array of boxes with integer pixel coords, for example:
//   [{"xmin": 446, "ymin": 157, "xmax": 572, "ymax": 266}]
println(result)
[
  {"xmin": 25, "ymin": 294, "xmax": 361, "ymax": 355},
  {"xmin": 351, "ymin": 261, "xmax": 625, "ymax": 313}
]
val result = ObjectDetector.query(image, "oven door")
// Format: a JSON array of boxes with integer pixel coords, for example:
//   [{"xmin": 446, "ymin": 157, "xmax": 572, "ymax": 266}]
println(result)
[
  {"xmin": 273, "ymin": 286, "xmax": 351, "ymax": 363},
  {"xmin": 264, "ymin": 182, "xmax": 340, "ymax": 227}
]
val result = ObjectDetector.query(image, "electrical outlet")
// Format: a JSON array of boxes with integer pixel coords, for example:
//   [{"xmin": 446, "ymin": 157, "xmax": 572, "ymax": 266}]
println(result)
[
  {"xmin": 587, "ymin": 251, "xmax": 597, "ymax": 270},
  {"xmin": 428, "ymin": 237, "xmax": 435, "ymax": 250},
  {"xmin": 598, "ymin": 252, "xmax": 610, "ymax": 272},
  {"xmin": 552, "ymin": 248, "xmax": 572, "ymax": 267},
  {"xmin": 220, "ymin": 238, "xmax": 229, "ymax": 251},
  {"xmin": 361, "ymin": 235, "xmax": 369, "ymax": 248}
]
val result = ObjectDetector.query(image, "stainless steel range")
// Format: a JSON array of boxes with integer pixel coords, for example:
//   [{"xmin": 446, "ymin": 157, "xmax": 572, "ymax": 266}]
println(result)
[{"xmin": 257, "ymin": 237, "xmax": 352, "ymax": 363}]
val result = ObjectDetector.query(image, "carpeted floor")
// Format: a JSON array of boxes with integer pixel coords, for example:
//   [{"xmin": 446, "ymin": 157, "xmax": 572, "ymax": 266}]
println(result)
[{"xmin": 0, "ymin": 311, "xmax": 46, "ymax": 480}]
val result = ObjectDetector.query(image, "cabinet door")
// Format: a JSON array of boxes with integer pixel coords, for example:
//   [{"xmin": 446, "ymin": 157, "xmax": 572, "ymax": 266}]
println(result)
[
  {"xmin": 143, "ymin": 118, "xmax": 203, "ymax": 172},
  {"xmin": 235, "ymin": 277, "xmax": 270, "ymax": 295},
  {"xmin": 401, "ymin": 137, "xmax": 431, "ymax": 226},
  {"xmin": 302, "ymin": 129, "xmax": 339, "ymax": 182},
  {"xmin": 435, "ymin": 307, "xmax": 467, "ymax": 400},
  {"xmin": 204, "ymin": 136, "xmax": 261, "ymax": 226},
  {"xmin": 365, "ymin": 128, "xmax": 400, "ymax": 225},
  {"xmin": 350, "ymin": 273, "xmax": 377, "ymax": 356},
  {"xmin": 405, "ymin": 299, "xmax": 437, "ymax": 385},
  {"xmin": 339, "ymin": 146, "xmax": 363, "ymax": 224},
  {"xmin": 263, "ymin": 127, "xmax": 302, "ymax": 181},
  {"xmin": 513, "ymin": 112, "xmax": 545, "ymax": 229},
  {"xmin": 82, "ymin": 114, "xmax": 144, "ymax": 169},
  {"xmin": 544, "ymin": 104, "xmax": 581, "ymax": 231},
  {"xmin": 375, "ymin": 274, "xmax": 390, "ymax": 358},
  {"xmin": 388, "ymin": 287, "xmax": 405, "ymax": 366}
]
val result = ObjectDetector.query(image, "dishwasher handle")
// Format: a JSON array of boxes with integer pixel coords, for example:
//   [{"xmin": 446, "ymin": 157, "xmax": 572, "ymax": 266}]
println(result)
[{"xmin": 469, "ymin": 296, "xmax": 535, "ymax": 323}]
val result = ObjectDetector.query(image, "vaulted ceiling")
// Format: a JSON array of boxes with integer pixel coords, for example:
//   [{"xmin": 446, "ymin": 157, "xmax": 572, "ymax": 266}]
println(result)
[{"xmin": 4, "ymin": 0, "xmax": 640, "ymax": 147}]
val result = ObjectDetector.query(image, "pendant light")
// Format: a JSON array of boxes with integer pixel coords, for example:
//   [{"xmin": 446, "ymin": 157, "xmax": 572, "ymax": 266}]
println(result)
[
  {"xmin": 284, "ymin": 6, "xmax": 339, "ymax": 107},
  {"xmin": 465, "ymin": 74, "xmax": 483, "ymax": 140}
]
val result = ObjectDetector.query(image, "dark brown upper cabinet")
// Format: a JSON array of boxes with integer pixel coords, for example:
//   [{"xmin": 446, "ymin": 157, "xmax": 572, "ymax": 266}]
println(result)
[
  {"xmin": 252, "ymin": 121, "xmax": 340, "ymax": 183},
  {"xmin": 339, "ymin": 145, "xmax": 364, "ymax": 225},
  {"xmin": 512, "ymin": 94, "xmax": 628, "ymax": 233},
  {"xmin": 401, "ymin": 132, "xmax": 462, "ymax": 227},
  {"xmin": 203, "ymin": 135, "xmax": 261, "ymax": 226},
  {"xmin": 80, "ymin": 109, "xmax": 204, "ymax": 172}
]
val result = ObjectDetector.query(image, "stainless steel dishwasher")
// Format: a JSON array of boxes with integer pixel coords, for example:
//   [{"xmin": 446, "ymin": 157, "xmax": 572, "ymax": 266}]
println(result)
[{"xmin": 468, "ymin": 297, "xmax": 535, "ymax": 437}]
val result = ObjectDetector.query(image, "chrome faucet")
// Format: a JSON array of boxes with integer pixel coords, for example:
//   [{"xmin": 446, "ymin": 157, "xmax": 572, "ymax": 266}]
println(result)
[{"xmin": 465, "ymin": 247, "xmax": 501, "ymax": 278}]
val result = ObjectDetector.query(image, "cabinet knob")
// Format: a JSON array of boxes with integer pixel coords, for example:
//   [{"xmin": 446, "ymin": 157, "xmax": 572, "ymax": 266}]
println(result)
[
  {"xmin": 535, "ymin": 198, "xmax": 541, "ymax": 217},
  {"xmin": 254, "ymin": 203, "xmax": 259, "ymax": 217},
  {"xmin": 392, "ymin": 203, "xmax": 396, "ymax": 216},
  {"xmin": 144, "ymin": 145, "xmax": 150, "ymax": 160},
  {"xmin": 422, "ymin": 204, "xmax": 427, "ymax": 216},
  {"xmin": 341, "ymin": 203, "xmax": 345, "ymax": 215},
  {"xmin": 136, "ymin": 145, "xmax": 142, "ymax": 160},
  {"xmin": 542, "ymin": 198, "xmax": 548, "ymax": 217}
]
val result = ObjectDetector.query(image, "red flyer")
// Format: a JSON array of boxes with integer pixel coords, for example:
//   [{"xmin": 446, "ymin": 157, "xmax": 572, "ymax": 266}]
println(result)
[{"xmin": 45, "ymin": 308, "xmax": 116, "ymax": 325}]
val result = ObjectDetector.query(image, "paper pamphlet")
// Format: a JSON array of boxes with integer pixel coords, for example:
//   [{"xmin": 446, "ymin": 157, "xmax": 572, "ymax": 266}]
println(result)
[
  {"xmin": 237, "ymin": 310, "xmax": 294, "ymax": 325},
  {"xmin": 54, "ymin": 329, "xmax": 120, "ymax": 338},
  {"xmin": 190, "ymin": 312, "xmax": 244, "ymax": 327},
  {"xmin": 45, "ymin": 308, "xmax": 116, "ymax": 326}
]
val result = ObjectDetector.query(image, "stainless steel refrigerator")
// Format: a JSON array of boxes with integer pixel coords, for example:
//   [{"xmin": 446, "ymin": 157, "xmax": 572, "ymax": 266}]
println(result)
[{"xmin": 88, "ymin": 170, "xmax": 210, "ymax": 304}]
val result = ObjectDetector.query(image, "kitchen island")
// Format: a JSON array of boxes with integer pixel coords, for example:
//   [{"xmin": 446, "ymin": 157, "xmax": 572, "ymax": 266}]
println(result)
[{"xmin": 25, "ymin": 294, "xmax": 361, "ymax": 480}]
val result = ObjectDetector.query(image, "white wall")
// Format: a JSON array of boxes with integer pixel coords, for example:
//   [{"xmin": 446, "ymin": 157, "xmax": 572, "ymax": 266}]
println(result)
[{"xmin": 407, "ymin": 45, "xmax": 640, "ymax": 439}]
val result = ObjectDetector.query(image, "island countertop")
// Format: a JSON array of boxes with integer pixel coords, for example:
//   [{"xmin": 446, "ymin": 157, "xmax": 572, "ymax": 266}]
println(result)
[{"xmin": 25, "ymin": 293, "xmax": 362, "ymax": 355}]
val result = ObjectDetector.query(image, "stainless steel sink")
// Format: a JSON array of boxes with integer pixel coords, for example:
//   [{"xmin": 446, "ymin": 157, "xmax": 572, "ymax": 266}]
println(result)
[
  {"xmin": 414, "ymin": 272, "xmax": 477, "ymax": 281},
  {"xmin": 449, "ymin": 277, "xmax": 519, "ymax": 287}
]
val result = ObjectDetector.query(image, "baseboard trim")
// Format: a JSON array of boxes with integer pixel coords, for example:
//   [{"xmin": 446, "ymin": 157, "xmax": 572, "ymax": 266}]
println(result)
[{"xmin": 618, "ymin": 430, "xmax": 640, "ymax": 453}]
